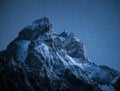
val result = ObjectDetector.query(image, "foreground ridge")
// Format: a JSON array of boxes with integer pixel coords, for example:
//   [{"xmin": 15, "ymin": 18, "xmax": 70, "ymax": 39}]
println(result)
[{"xmin": 0, "ymin": 17, "xmax": 120, "ymax": 91}]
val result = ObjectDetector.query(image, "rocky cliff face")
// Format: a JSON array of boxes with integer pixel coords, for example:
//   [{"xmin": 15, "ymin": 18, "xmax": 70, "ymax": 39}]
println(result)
[{"xmin": 0, "ymin": 17, "xmax": 120, "ymax": 91}]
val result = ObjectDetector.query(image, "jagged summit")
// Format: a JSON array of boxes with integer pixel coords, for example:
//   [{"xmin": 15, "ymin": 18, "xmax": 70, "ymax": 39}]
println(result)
[
  {"xmin": 0, "ymin": 18, "xmax": 120, "ymax": 91},
  {"xmin": 6, "ymin": 17, "xmax": 87, "ymax": 62},
  {"xmin": 26, "ymin": 17, "xmax": 52, "ymax": 32},
  {"xmin": 59, "ymin": 31, "xmax": 68, "ymax": 37},
  {"xmin": 17, "ymin": 17, "xmax": 52, "ymax": 40}
]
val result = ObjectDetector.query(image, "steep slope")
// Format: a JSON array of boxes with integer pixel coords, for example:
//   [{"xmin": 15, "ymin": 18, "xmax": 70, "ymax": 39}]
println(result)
[{"xmin": 0, "ymin": 17, "xmax": 120, "ymax": 91}]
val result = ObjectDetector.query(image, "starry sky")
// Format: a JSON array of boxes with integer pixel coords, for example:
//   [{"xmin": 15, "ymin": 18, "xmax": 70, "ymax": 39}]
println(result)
[{"xmin": 0, "ymin": 0, "xmax": 120, "ymax": 70}]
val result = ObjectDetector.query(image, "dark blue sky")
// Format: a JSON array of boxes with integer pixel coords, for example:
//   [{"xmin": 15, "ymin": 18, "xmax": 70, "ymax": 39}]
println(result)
[{"xmin": 0, "ymin": 0, "xmax": 120, "ymax": 70}]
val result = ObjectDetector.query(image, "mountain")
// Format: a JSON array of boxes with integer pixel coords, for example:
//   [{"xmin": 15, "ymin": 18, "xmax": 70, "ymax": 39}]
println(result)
[{"xmin": 0, "ymin": 17, "xmax": 120, "ymax": 91}]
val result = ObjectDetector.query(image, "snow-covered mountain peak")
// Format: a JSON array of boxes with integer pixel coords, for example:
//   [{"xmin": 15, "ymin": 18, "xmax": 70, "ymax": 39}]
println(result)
[
  {"xmin": 17, "ymin": 17, "xmax": 53, "ymax": 41},
  {"xmin": 0, "ymin": 17, "xmax": 120, "ymax": 91},
  {"xmin": 26, "ymin": 17, "xmax": 52, "ymax": 31}
]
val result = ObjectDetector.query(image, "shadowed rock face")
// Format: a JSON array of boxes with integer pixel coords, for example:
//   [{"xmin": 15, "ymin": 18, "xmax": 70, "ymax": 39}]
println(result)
[{"xmin": 0, "ymin": 17, "xmax": 120, "ymax": 91}]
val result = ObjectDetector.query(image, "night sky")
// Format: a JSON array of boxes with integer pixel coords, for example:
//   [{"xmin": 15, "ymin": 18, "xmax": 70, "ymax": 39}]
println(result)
[{"xmin": 0, "ymin": 0, "xmax": 120, "ymax": 70}]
